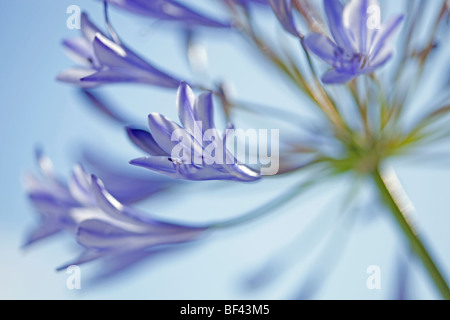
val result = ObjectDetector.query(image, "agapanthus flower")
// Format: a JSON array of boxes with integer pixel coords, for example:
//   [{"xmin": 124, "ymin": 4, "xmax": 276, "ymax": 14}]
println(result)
[
  {"xmin": 128, "ymin": 82, "xmax": 261, "ymax": 182},
  {"xmin": 103, "ymin": 0, "xmax": 231, "ymax": 28},
  {"xmin": 24, "ymin": 152, "xmax": 206, "ymax": 268},
  {"xmin": 58, "ymin": 12, "xmax": 180, "ymax": 88},
  {"xmin": 304, "ymin": 0, "xmax": 404, "ymax": 84}
]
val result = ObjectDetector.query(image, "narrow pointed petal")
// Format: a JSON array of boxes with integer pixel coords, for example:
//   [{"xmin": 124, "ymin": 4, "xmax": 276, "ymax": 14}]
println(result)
[
  {"xmin": 321, "ymin": 69, "xmax": 357, "ymax": 84},
  {"xmin": 80, "ymin": 12, "xmax": 102, "ymax": 43},
  {"xmin": 76, "ymin": 219, "xmax": 134, "ymax": 250},
  {"xmin": 80, "ymin": 149, "xmax": 177, "ymax": 204},
  {"xmin": 269, "ymin": 0, "xmax": 301, "ymax": 37},
  {"xmin": 130, "ymin": 156, "xmax": 178, "ymax": 175},
  {"xmin": 367, "ymin": 47, "xmax": 393, "ymax": 70},
  {"xmin": 105, "ymin": 0, "xmax": 231, "ymax": 28},
  {"xmin": 176, "ymin": 81, "xmax": 197, "ymax": 134},
  {"xmin": 68, "ymin": 164, "xmax": 95, "ymax": 206},
  {"xmin": 126, "ymin": 127, "xmax": 168, "ymax": 156},
  {"xmin": 62, "ymin": 37, "xmax": 98, "ymax": 66},
  {"xmin": 57, "ymin": 68, "xmax": 98, "ymax": 88},
  {"xmin": 147, "ymin": 113, "xmax": 189, "ymax": 155},
  {"xmin": 343, "ymin": 0, "xmax": 379, "ymax": 53},
  {"xmin": 91, "ymin": 35, "xmax": 180, "ymax": 88},
  {"xmin": 77, "ymin": 219, "xmax": 203, "ymax": 251},
  {"xmin": 23, "ymin": 225, "xmax": 63, "ymax": 248},
  {"xmin": 81, "ymin": 90, "xmax": 134, "ymax": 125},
  {"xmin": 369, "ymin": 15, "xmax": 404, "ymax": 61},
  {"xmin": 80, "ymin": 69, "xmax": 137, "ymax": 83},
  {"xmin": 90, "ymin": 175, "xmax": 186, "ymax": 232},
  {"xmin": 304, "ymin": 33, "xmax": 339, "ymax": 66},
  {"xmin": 194, "ymin": 92, "xmax": 215, "ymax": 133},
  {"xmin": 323, "ymin": 0, "xmax": 353, "ymax": 51},
  {"xmin": 56, "ymin": 250, "xmax": 110, "ymax": 271},
  {"xmin": 92, "ymin": 34, "xmax": 129, "ymax": 68}
]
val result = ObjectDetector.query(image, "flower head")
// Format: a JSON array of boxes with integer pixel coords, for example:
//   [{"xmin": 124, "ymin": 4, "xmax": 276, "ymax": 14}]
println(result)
[
  {"xmin": 58, "ymin": 13, "xmax": 181, "ymax": 88},
  {"xmin": 304, "ymin": 0, "xmax": 404, "ymax": 84},
  {"xmin": 128, "ymin": 82, "xmax": 261, "ymax": 182},
  {"xmin": 104, "ymin": 0, "xmax": 231, "ymax": 28},
  {"xmin": 24, "ymin": 152, "xmax": 205, "ymax": 269}
]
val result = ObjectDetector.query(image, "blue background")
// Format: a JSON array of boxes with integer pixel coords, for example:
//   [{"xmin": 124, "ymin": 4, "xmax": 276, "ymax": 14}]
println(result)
[{"xmin": 0, "ymin": 0, "xmax": 449, "ymax": 299}]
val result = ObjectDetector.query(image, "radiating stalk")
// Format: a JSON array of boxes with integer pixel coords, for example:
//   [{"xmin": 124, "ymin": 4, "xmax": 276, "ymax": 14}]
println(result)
[
  {"xmin": 372, "ymin": 168, "xmax": 450, "ymax": 300},
  {"xmin": 210, "ymin": 179, "xmax": 317, "ymax": 229}
]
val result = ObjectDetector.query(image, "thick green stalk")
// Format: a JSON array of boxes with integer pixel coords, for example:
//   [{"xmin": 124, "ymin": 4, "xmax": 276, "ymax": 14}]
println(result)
[{"xmin": 372, "ymin": 169, "xmax": 450, "ymax": 300}]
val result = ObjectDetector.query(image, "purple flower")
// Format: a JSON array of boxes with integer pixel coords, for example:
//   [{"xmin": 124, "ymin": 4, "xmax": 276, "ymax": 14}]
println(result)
[
  {"xmin": 128, "ymin": 82, "xmax": 261, "ymax": 182},
  {"xmin": 24, "ymin": 152, "xmax": 205, "ymax": 269},
  {"xmin": 24, "ymin": 153, "xmax": 81, "ymax": 246},
  {"xmin": 104, "ymin": 0, "xmax": 231, "ymax": 28},
  {"xmin": 304, "ymin": 0, "xmax": 404, "ymax": 84},
  {"xmin": 58, "ymin": 12, "xmax": 181, "ymax": 88}
]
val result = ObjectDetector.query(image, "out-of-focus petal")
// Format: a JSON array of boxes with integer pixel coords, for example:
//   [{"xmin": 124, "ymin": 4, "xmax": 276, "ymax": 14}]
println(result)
[
  {"xmin": 269, "ymin": 0, "xmax": 302, "ymax": 37},
  {"xmin": 321, "ymin": 69, "xmax": 357, "ymax": 84},
  {"xmin": 105, "ymin": 0, "xmax": 231, "ymax": 28},
  {"xmin": 89, "ymin": 175, "xmax": 185, "ymax": 232},
  {"xmin": 80, "ymin": 12, "xmax": 102, "ymax": 43},
  {"xmin": 62, "ymin": 37, "xmax": 98, "ymax": 67},
  {"xmin": 68, "ymin": 164, "xmax": 96, "ymax": 206},
  {"xmin": 304, "ymin": 33, "xmax": 339, "ymax": 66},
  {"xmin": 57, "ymin": 68, "xmax": 98, "ymax": 88},
  {"xmin": 80, "ymin": 148, "xmax": 177, "ymax": 204},
  {"xmin": 369, "ymin": 15, "xmax": 404, "ymax": 60},
  {"xmin": 80, "ymin": 69, "xmax": 137, "ymax": 83},
  {"xmin": 323, "ymin": 0, "xmax": 353, "ymax": 51},
  {"xmin": 342, "ymin": 0, "xmax": 379, "ymax": 53},
  {"xmin": 76, "ymin": 218, "xmax": 203, "ymax": 251},
  {"xmin": 23, "ymin": 224, "xmax": 64, "ymax": 248},
  {"xmin": 367, "ymin": 47, "xmax": 393, "ymax": 70}
]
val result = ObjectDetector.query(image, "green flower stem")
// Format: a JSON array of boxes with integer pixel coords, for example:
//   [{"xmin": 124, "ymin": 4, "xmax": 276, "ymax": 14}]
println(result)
[
  {"xmin": 209, "ymin": 179, "xmax": 316, "ymax": 229},
  {"xmin": 373, "ymin": 169, "xmax": 450, "ymax": 300}
]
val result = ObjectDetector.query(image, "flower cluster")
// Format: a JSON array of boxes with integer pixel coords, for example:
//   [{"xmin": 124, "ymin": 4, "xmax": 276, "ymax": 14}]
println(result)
[
  {"xmin": 25, "ymin": 151, "xmax": 206, "ymax": 269},
  {"xmin": 58, "ymin": 13, "xmax": 180, "ymax": 88},
  {"xmin": 128, "ymin": 82, "xmax": 261, "ymax": 181},
  {"xmin": 304, "ymin": 0, "xmax": 404, "ymax": 83},
  {"xmin": 271, "ymin": 0, "xmax": 404, "ymax": 83},
  {"xmin": 24, "ymin": 0, "xmax": 450, "ymax": 298}
]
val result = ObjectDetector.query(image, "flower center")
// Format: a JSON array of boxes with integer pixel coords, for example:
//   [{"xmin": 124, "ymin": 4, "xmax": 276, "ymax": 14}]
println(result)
[{"xmin": 334, "ymin": 48, "xmax": 370, "ymax": 73}]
